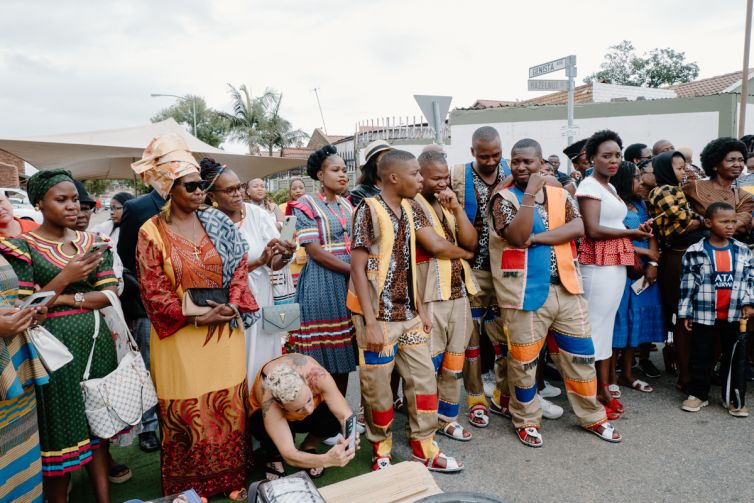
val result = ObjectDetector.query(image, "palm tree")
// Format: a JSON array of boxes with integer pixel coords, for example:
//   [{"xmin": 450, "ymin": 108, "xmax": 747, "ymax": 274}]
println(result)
[
  {"xmin": 260, "ymin": 93, "xmax": 310, "ymax": 156},
  {"xmin": 219, "ymin": 84, "xmax": 277, "ymax": 155}
]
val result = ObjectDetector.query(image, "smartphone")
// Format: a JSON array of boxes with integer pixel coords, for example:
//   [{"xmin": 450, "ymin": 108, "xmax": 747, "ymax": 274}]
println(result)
[
  {"xmin": 343, "ymin": 413, "xmax": 357, "ymax": 451},
  {"xmin": 84, "ymin": 241, "xmax": 109, "ymax": 257},
  {"xmin": 18, "ymin": 290, "xmax": 55, "ymax": 310},
  {"xmin": 279, "ymin": 216, "xmax": 297, "ymax": 243},
  {"xmin": 631, "ymin": 277, "xmax": 648, "ymax": 295}
]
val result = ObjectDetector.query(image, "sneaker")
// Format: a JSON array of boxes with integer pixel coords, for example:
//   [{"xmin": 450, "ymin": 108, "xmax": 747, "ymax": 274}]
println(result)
[
  {"xmin": 639, "ymin": 358, "xmax": 661, "ymax": 378},
  {"xmin": 538, "ymin": 395, "xmax": 564, "ymax": 420},
  {"xmin": 482, "ymin": 371, "xmax": 495, "ymax": 398},
  {"xmin": 681, "ymin": 395, "xmax": 709, "ymax": 412},
  {"xmin": 323, "ymin": 433, "xmax": 343, "ymax": 446},
  {"xmin": 540, "ymin": 380, "xmax": 561, "ymax": 398},
  {"xmin": 729, "ymin": 405, "xmax": 750, "ymax": 418}
]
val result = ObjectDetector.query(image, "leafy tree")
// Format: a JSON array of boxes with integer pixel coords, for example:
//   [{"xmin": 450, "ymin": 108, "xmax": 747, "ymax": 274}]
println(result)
[
  {"xmin": 260, "ymin": 93, "xmax": 310, "ymax": 156},
  {"xmin": 83, "ymin": 179, "xmax": 112, "ymax": 196},
  {"xmin": 269, "ymin": 188, "xmax": 290, "ymax": 204},
  {"xmin": 219, "ymin": 84, "xmax": 278, "ymax": 155},
  {"xmin": 585, "ymin": 40, "xmax": 700, "ymax": 88},
  {"xmin": 151, "ymin": 95, "xmax": 227, "ymax": 147}
]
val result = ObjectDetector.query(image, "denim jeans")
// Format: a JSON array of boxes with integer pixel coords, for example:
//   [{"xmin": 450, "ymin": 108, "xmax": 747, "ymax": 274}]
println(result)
[{"xmin": 134, "ymin": 317, "xmax": 158, "ymax": 432}]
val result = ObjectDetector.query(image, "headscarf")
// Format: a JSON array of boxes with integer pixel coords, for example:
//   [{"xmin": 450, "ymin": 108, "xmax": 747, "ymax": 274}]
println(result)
[
  {"xmin": 27, "ymin": 169, "xmax": 75, "ymax": 206},
  {"xmin": 130, "ymin": 133, "xmax": 199, "ymax": 198},
  {"xmin": 111, "ymin": 192, "xmax": 134, "ymax": 207},
  {"xmin": 652, "ymin": 151, "xmax": 686, "ymax": 187}
]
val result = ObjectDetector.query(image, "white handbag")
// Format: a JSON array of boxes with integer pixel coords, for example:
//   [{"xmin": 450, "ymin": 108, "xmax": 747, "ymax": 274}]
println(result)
[
  {"xmin": 80, "ymin": 291, "xmax": 158, "ymax": 439},
  {"xmin": 26, "ymin": 325, "xmax": 73, "ymax": 372}
]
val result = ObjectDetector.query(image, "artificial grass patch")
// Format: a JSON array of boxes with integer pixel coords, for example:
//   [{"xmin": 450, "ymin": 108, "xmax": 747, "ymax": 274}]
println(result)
[{"xmin": 69, "ymin": 435, "xmax": 381, "ymax": 502}]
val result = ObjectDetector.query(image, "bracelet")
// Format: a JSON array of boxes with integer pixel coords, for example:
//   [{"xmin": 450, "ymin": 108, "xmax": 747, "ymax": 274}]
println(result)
[
  {"xmin": 647, "ymin": 261, "xmax": 659, "ymax": 267},
  {"xmin": 194, "ymin": 316, "xmax": 199, "ymax": 328},
  {"xmin": 520, "ymin": 203, "xmax": 536, "ymax": 209},
  {"xmin": 524, "ymin": 192, "xmax": 537, "ymax": 198},
  {"xmin": 530, "ymin": 234, "xmax": 537, "ymax": 245}
]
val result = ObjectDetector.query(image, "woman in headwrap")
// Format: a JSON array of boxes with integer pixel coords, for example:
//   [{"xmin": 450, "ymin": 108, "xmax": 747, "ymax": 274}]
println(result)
[
  {"xmin": 647, "ymin": 150, "xmax": 705, "ymax": 389},
  {"xmin": 18, "ymin": 169, "xmax": 119, "ymax": 502},
  {"xmin": 133, "ymin": 134, "xmax": 258, "ymax": 500}
]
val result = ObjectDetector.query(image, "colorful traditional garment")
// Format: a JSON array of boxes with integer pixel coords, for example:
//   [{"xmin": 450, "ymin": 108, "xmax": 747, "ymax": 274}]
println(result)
[
  {"xmin": 0, "ymin": 242, "xmax": 48, "ymax": 503},
  {"xmin": 289, "ymin": 194, "xmax": 355, "ymax": 375},
  {"xmin": 489, "ymin": 184, "xmax": 607, "ymax": 430},
  {"xmin": 280, "ymin": 201, "xmax": 307, "ymax": 286},
  {"xmin": 136, "ymin": 208, "xmax": 257, "ymax": 497},
  {"xmin": 17, "ymin": 231, "xmax": 119, "ymax": 477},
  {"xmin": 613, "ymin": 200, "xmax": 665, "ymax": 348}
]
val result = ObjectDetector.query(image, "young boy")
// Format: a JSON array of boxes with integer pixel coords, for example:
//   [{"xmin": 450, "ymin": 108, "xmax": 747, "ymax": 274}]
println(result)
[
  {"xmin": 350, "ymin": 149, "xmax": 464, "ymax": 472},
  {"xmin": 413, "ymin": 150, "xmax": 478, "ymax": 442},
  {"xmin": 679, "ymin": 202, "xmax": 754, "ymax": 417}
]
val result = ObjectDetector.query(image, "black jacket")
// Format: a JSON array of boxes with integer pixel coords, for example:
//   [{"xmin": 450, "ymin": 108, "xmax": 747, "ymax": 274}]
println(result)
[{"xmin": 117, "ymin": 190, "xmax": 165, "ymax": 320}]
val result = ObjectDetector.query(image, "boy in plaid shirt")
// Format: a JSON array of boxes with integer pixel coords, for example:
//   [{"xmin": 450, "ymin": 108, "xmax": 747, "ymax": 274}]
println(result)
[{"xmin": 678, "ymin": 202, "xmax": 754, "ymax": 417}]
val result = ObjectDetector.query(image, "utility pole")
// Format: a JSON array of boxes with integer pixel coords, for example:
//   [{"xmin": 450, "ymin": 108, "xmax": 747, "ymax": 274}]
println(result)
[
  {"xmin": 313, "ymin": 88, "xmax": 327, "ymax": 134},
  {"xmin": 739, "ymin": 0, "xmax": 753, "ymax": 137}
]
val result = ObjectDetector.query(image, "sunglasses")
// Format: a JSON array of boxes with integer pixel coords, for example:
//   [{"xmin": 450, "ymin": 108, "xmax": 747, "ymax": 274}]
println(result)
[
  {"xmin": 210, "ymin": 183, "xmax": 244, "ymax": 195},
  {"xmin": 178, "ymin": 180, "xmax": 209, "ymax": 193}
]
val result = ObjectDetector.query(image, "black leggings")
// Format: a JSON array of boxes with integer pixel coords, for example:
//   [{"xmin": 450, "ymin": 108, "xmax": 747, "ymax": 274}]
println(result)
[
  {"xmin": 250, "ymin": 403, "xmax": 341, "ymax": 458},
  {"xmin": 688, "ymin": 321, "xmax": 748, "ymax": 408}
]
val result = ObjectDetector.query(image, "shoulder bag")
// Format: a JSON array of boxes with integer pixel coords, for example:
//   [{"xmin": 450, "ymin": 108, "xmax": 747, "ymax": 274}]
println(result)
[
  {"xmin": 248, "ymin": 471, "xmax": 325, "ymax": 503},
  {"xmin": 262, "ymin": 269, "xmax": 301, "ymax": 336},
  {"xmin": 80, "ymin": 290, "xmax": 158, "ymax": 439},
  {"xmin": 26, "ymin": 325, "xmax": 73, "ymax": 372}
]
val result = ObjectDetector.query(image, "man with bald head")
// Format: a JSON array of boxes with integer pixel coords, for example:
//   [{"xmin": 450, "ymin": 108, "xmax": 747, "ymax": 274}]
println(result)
[
  {"xmin": 449, "ymin": 126, "xmax": 511, "ymax": 429},
  {"xmin": 652, "ymin": 139, "xmax": 674, "ymax": 156}
]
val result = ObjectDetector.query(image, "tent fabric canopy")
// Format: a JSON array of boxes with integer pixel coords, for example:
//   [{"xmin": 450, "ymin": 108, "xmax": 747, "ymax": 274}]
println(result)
[{"xmin": 0, "ymin": 119, "xmax": 304, "ymax": 180}]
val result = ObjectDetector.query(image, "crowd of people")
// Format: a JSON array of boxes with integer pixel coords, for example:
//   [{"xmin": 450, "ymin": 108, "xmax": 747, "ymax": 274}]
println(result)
[{"xmin": 1, "ymin": 126, "xmax": 753, "ymax": 502}]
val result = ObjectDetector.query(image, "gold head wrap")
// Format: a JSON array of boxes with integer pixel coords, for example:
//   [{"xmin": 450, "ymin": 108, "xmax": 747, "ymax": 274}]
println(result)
[{"xmin": 130, "ymin": 133, "xmax": 199, "ymax": 198}]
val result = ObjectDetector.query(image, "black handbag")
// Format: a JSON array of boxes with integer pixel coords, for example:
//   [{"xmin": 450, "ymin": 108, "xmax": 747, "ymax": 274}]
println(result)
[{"xmin": 182, "ymin": 288, "xmax": 229, "ymax": 316}]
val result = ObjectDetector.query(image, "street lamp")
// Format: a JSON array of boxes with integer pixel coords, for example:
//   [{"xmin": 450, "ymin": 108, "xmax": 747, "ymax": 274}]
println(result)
[{"xmin": 150, "ymin": 93, "xmax": 198, "ymax": 137}]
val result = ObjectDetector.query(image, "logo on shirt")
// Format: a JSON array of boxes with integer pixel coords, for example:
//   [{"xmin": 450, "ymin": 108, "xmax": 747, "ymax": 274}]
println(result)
[{"xmin": 714, "ymin": 272, "xmax": 733, "ymax": 289}]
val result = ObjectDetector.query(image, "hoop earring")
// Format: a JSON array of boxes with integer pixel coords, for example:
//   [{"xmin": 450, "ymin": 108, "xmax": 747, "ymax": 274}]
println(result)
[{"xmin": 212, "ymin": 201, "xmax": 219, "ymax": 208}]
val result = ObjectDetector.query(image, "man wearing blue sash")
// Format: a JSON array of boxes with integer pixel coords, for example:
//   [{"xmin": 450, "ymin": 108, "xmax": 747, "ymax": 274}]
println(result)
[{"xmin": 450, "ymin": 126, "xmax": 511, "ymax": 428}]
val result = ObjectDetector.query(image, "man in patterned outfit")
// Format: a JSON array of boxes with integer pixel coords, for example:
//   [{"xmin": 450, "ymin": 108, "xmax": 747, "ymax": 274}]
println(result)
[
  {"xmin": 450, "ymin": 126, "xmax": 511, "ymax": 428},
  {"xmin": 350, "ymin": 149, "xmax": 464, "ymax": 473}
]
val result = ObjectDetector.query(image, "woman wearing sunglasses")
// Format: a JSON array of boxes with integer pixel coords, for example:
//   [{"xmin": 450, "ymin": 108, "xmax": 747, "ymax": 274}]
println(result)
[
  {"xmin": 132, "ymin": 134, "xmax": 259, "ymax": 501},
  {"xmin": 199, "ymin": 158, "xmax": 296, "ymax": 382}
]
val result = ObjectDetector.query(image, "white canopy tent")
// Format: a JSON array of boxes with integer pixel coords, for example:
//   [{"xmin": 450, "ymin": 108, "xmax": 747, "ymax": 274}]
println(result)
[{"xmin": 0, "ymin": 119, "xmax": 304, "ymax": 180}]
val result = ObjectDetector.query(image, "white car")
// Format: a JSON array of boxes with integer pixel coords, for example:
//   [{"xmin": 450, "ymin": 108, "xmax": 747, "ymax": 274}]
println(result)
[{"xmin": 0, "ymin": 188, "xmax": 43, "ymax": 224}]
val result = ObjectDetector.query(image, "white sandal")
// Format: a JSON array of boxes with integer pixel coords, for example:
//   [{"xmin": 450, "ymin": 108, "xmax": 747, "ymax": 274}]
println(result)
[
  {"xmin": 414, "ymin": 451, "xmax": 464, "ymax": 473},
  {"xmin": 438, "ymin": 421, "xmax": 472, "ymax": 442},
  {"xmin": 607, "ymin": 384, "xmax": 622, "ymax": 399},
  {"xmin": 585, "ymin": 421, "xmax": 623, "ymax": 443},
  {"xmin": 468, "ymin": 404, "xmax": 489, "ymax": 428}
]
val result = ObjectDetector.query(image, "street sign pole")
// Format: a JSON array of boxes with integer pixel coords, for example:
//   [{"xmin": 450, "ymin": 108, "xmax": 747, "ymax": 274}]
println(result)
[
  {"xmin": 414, "ymin": 95, "xmax": 452, "ymax": 145},
  {"xmin": 566, "ymin": 55, "xmax": 577, "ymax": 170}
]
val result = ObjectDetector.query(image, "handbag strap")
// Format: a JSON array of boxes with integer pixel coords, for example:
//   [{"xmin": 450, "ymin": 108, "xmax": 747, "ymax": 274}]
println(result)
[
  {"xmin": 100, "ymin": 289, "xmax": 139, "ymax": 349},
  {"xmin": 82, "ymin": 309, "xmax": 101, "ymax": 381}
]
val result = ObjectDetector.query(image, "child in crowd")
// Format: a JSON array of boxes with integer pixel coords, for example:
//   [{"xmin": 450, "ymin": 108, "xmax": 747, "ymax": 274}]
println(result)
[{"xmin": 678, "ymin": 202, "xmax": 754, "ymax": 417}]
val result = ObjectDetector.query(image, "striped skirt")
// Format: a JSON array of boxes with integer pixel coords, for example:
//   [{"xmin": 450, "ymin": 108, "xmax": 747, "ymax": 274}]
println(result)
[{"xmin": 0, "ymin": 386, "xmax": 43, "ymax": 503}]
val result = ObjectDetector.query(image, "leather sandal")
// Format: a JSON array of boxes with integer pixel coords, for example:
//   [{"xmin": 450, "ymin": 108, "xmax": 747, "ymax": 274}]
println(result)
[
  {"xmin": 438, "ymin": 421, "xmax": 472, "ymax": 441},
  {"xmin": 516, "ymin": 426, "xmax": 543, "ymax": 448},
  {"xmin": 585, "ymin": 421, "xmax": 623, "ymax": 443},
  {"xmin": 413, "ymin": 451, "xmax": 464, "ymax": 473},
  {"xmin": 468, "ymin": 404, "xmax": 489, "ymax": 428}
]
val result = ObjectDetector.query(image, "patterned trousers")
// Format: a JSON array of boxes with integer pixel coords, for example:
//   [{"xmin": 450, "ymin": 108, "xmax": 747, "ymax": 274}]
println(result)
[
  {"xmin": 427, "ymin": 297, "xmax": 473, "ymax": 424},
  {"xmin": 355, "ymin": 316, "xmax": 440, "ymax": 460},
  {"xmin": 463, "ymin": 270, "xmax": 508, "ymax": 410},
  {"xmin": 502, "ymin": 284, "xmax": 607, "ymax": 429}
]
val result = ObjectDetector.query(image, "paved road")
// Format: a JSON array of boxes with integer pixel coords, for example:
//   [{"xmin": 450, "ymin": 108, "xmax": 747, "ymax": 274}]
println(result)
[{"xmin": 345, "ymin": 351, "xmax": 754, "ymax": 503}]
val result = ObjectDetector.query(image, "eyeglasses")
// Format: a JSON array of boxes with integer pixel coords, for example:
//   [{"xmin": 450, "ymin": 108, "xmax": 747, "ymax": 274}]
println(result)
[
  {"xmin": 178, "ymin": 180, "xmax": 209, "ymax": 193},
  {"xmin": 110, "ymin": 205, "xmax": 123, "ymax": 212},
  {"xmin": 210, "ymin": 183, "xmax": 244, "ymax": 195}
]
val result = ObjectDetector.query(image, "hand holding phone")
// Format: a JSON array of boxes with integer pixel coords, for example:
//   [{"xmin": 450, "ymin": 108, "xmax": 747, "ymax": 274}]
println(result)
[
  {"xmin": 343, "ymin": 413, "xmax": 357, "ymax": 451},
  {"xmin": 279, "ymin": 216, "xmax": 297, "ymax": 243},
  {"xmin": 18, "ymin": 291, "xmax": 56, "ymax": 310}
]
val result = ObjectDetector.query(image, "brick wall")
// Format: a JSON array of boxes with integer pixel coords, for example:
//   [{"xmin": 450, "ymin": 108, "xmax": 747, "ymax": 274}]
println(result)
[{"xmin": 0, "ymin": 150, "xmax": 22, "ymax": 188}]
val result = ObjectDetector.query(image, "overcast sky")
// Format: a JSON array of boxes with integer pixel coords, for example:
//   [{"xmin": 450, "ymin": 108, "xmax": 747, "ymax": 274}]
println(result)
[{"xmin": 0, "ymin": 0, "xmax": 750, "ymax": 152}]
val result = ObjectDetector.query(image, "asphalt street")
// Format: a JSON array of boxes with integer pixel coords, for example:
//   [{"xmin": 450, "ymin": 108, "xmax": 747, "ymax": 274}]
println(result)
[{"xmin": 345, "ymin": 351, "xmax": 754, "ymax": 503}]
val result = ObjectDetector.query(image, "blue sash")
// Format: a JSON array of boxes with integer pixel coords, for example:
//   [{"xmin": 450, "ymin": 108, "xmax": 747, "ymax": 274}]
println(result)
[
  {"xmin": 510, "ymin": 186, "xmax": 551, "ymax": 311},
  {"xmin": 463, "ymin": 161, "xmax": 511, "ymax": 224}
]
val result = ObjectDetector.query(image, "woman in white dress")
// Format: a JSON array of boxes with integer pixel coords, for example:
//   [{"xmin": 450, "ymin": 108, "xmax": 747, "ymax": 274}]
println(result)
[
  {"xmin": 200, "ymin": 159, "xmax": 296, "ymax": 382},
  {"xmin": 576, "ymin": 130, "xmax": 652, "ymax": 414}
]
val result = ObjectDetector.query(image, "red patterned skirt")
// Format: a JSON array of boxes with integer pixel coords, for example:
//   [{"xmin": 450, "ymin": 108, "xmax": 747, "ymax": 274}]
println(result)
[
  {"xmin": 578, "ymin": 237, "xmax": 635, "ymax": 266},
  {"xmin": 158, "ymin": 381, "xmax": 248, "ymax": 497}
]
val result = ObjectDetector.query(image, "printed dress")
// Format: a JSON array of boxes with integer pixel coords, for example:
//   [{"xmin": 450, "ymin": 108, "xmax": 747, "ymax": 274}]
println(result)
[
  {"xmin": 613, "ymin": 200, "xmax": 666, "ymax": 348},
  {"xmin": 20, "ymin": 231, "xmax": 119, "ymax": 476},
  {"xmin": 0, "ymin": 241, "xmax": 48, "ymax": 503},
  {"xmin": 290, "ymin": 194, "xmax": 356, "ymax": 375}
]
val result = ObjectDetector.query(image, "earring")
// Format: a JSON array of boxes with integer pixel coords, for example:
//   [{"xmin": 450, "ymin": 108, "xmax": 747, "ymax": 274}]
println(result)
[{"xmin": 212, "ymin": 201, "xmax": 218, "ymax": 208}]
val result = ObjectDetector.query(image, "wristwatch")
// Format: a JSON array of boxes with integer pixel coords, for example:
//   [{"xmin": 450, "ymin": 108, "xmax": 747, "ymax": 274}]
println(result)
[{"xmin": 74, "ymin": 292, "xmax": 85, "ymax": 308}]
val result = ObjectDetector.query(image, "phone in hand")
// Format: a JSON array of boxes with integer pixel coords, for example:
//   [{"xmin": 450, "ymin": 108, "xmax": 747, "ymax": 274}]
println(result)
[
  {"xmin": 279, "ymin": 216, "xmax": 297, "ymax": 243},
  {"xmin": 18, "ymin": 290, "xmax": 55, "ymax": 310},
  {"xmin": 84, "ymin": 241, "xmax": 109, "ymax": 258},
  {"xmin": 631, "ymin": 276, "xmax": 648, "ymax": 295},
  {"xmin": 343, "ymin": 413, "xmax": 357, "ymax": 451}
]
